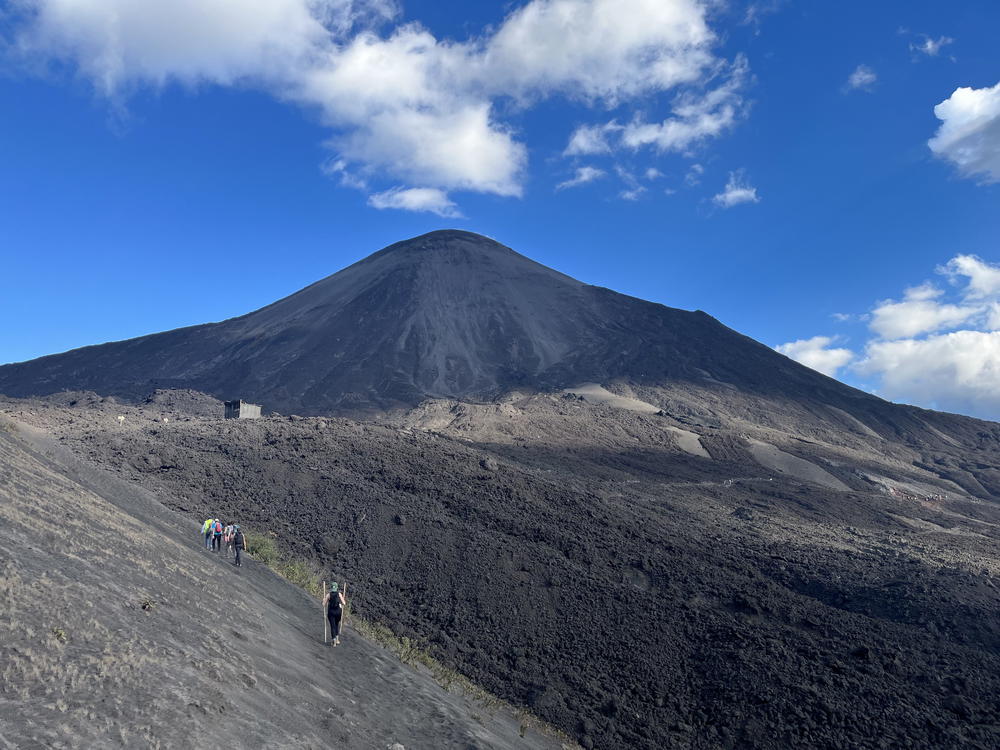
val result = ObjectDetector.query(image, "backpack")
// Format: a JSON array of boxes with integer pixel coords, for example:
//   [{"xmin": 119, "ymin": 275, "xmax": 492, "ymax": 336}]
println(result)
[
  {"xmin": 233, "ymin": 532, "xmax": 245, "ymax": 550},
  {"xmin": 214, "ymin": 521, "xmax": 222, "ymax": 534}
]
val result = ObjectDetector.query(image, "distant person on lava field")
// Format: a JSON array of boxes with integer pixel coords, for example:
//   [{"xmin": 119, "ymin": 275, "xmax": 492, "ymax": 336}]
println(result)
[
  {"xmin": 202, "ymin": 518, "xmax": 213, "ymax": 549},
  {"xmin": 323, "ymin": 582, "xmax": 347, "ymax": 646},
  {"xmin": 231, "ymin": 526, "xmax": 246, "ymax": 567},
  {"xmin": 212, "ymin": 519, "xmax": 223, "ymax": 553}
]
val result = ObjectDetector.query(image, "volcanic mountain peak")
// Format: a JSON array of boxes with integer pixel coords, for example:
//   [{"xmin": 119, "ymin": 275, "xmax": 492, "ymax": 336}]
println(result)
[{"xmin": 0, "ymin": 230, "xmax": 905, "ymax": 417}]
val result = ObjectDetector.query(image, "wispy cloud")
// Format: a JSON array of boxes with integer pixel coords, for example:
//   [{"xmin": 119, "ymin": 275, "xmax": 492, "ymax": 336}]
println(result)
[
  {"xmin": 909, "ymin": 34, "xmax": 954, "ymax": 58},
  {"xmin": 844, "ymin": 64, "xmax": 876, "ymax": 93},
  {"xmin": 565, "ymin": 56, "xmax": 749, "ymax": 160},
  {"xmin": 368, "ymin": 187, "xmax": 461, "ymax": 217},
  {"xmin": 556, "ymin": 166, "xmax": 606, "ymax": 191},
  {"xmin": 712, "ymin": 170, "xmax": 760, "ymax": 207},
  {"xmin": 685, "ymin": 162, "xmax": 704, "ymax": 186}
]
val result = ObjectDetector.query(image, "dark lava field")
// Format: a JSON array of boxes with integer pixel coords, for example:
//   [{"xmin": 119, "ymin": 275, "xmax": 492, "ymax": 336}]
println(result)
[{"xmin": 7, "ymin": 389, "xmax": 1000, "ymax": 750}]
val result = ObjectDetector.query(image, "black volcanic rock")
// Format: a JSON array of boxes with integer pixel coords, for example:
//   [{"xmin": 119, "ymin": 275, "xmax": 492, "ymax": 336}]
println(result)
[{"xmin": 0, "ymin": 230, "xmax": 867, "ymax": 415}]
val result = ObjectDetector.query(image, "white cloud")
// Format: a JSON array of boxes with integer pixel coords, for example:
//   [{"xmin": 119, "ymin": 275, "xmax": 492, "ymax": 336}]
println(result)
[
  {"xmin": 712, "ymin": 170, "xmax": 759, "ymax": 207},
  {"xmin": 367, "ymin": 186, "xmax": 460, "ymax": 217},
  {"xmin": 775, "ymin": 336, "xmax": 854, "ymax": 377},
  {"xmin": 483, "ymin": 0, "xmax": 715, "ymax": 104},
  {"xmin": 321, "ymin": 157, "xmax": 368, "ymax": 190},
  {"xmin": 787, "ymin": 252, "xmax": 1000, "ymax": 419},
  {"xmin": 13, "ymin": 0, "xmax": 741, "ymax": 214},
  {"xmin": 910, "ymin": 34, "xmax": 954, "ymax": 58},
  {"xmin": 845, "ymin": 64, "xmax": 876, "ymax": 92},
  {"xmin": 556, "ymin": 166, "xmax": 605, "ymax": 190},
  {"xmin": 614, "ymin": 164, "xmax": 647, "ymax": 200},
  {"xmin": 928, "ymin": 81, "xmax": 1000, "ymax": 184},
  {"xmin": 685, "ymin": 162, "xmax": 704, "ymax": 185},
  {"xmin": 855, "ymin": 331, "xmax": 1000, "ymax": 418},
  {"xmin": 566, "ymin": 56, "xmax": 748, "ymax": 158},
  {"xmin": 939, "ymin": 254, "xmax": 1000, "ymax": 299},
  {"xmin": 869, "ymin": 283, "xmax": 979, "ymax": 339},
  {"xmin": 564, "ymin": 123, "xmax": 618, "ymax": 155},
  {"xmin": 645, "ymin": 167, "xmax": 664, "ymax": 180}
]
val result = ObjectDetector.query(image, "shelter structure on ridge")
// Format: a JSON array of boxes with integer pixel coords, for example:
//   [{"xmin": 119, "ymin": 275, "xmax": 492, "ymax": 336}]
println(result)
[{"xmin": 224, "ymin": 400, "xmax": 262, "ymax": 419}]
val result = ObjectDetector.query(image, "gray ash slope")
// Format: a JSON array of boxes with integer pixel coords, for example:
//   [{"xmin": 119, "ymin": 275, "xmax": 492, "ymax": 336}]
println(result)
[{"xmin": 0, "ymin": 229, "xmax": 881, "ymax": 417}]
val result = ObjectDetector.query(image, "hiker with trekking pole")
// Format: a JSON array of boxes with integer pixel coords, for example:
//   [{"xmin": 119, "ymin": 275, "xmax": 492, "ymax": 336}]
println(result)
[
  {"xmin": 231, "ymin": 525, "xmax": 246, "ymax": 567},
  {"xmin": 323, "ymin": 581, "xmax": 347, "ymax": 647}
]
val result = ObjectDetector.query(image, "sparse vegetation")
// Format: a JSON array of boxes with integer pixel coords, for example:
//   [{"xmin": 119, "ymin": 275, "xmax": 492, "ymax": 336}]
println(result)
[
  {"xmin": 245, "ymin": 530, "xmax": 279, "ymax": 566},
  {"xmin": 245, "ymin": 529, "xmax": 323, "ymax": 598},
  {"xmin": 50, "ymin": 627, "xmax": 67, "ymax": 643},
  {"xmin": 140, "ymin": 598, "xmax": 155, "ymax": 611}
]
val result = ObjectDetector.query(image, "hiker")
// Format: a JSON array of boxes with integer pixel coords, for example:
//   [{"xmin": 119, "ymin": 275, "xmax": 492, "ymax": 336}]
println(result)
[
  {"xmin": 202, "ymin": 518, "xmax": 213, "ymax": 549},
  {"xmin": 212, "ymin": 519, "xmax": 223, "ymax": 553},
  {"xmin": 231, "ymin": 525, "xmax": 246, "ymax": 567},
  {"xmin": 323, "ymin": 582, "xmax": 347, "ymax": 646},
  {"xmin": 223, "ymin": 523, "xmax": 234, "ymax": 557}
]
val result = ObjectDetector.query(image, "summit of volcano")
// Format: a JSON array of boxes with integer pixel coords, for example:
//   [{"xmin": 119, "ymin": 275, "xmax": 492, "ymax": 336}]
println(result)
[{"xmin": 0, "ymin": 229, "xmax": 867, "ymax": 417}]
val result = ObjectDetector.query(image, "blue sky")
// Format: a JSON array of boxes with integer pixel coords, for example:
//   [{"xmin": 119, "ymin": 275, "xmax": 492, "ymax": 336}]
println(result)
[{"xmin": 2, "ymin": 1, "xmax": 1000, "ymax": 419}]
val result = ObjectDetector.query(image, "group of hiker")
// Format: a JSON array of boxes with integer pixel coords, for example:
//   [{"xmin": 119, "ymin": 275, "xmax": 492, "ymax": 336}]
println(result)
[
  {"xmin": 201, "ymin": 518, "xmax": 247, "ymax": 567},
  {"xmin": 198, "ymin": 517, "xmax": 348, "ymax": 647}
]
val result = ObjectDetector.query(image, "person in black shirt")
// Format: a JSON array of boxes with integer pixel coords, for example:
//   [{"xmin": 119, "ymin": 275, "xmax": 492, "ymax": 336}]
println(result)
[{"xmin": 323, "ymin": 582, "xmax": 347, "ymax": 646}]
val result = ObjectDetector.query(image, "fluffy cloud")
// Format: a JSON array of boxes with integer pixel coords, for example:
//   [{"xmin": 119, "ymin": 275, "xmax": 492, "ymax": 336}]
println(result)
[
  {"xmin": 939, "ymin": 254, "xmax": 1000, "ymax": 298},
  {"xmin": 845, "ymin": 64, "xmax": 876, "ymax": 92},
  {"xmin": 854, "ymin": 256, "xmax": 1000, "ymax": 419},
  {"xmin": 15, "ymin": 0, "xmax": 336, "ymax": 92},
  {"xmin": 869, "ymin": 283, "xmax": 979, "ymax": 339},
  {"xmin": 12, "ymin": 0, "xmax": 739, "ymax": 214},
  {"xmin": 712, "ymin": 170, "xmax": 759, "ymax": 207},
  {"xmin": 789, "ymin": 253, "xmax": 1000, "ymax": 420},
  {"xmin": 856, "ymin": 332, "xmax": 1000, "ymax": 418},
  {"xmin": 482, "ymin": 0, "xmax": 715, "ymax": 103},
  {"xmin": 367, "ymin": 186, "xmax": 460, "ymax": 217},
  {"xmin": 556, "ymin": 166, "xmax": 605, "ymax": 190},
  {"xmin": 928, "ymin": 81, "xmax": 1000, "ymax": 183},
  {"xmin": 775, "ymin": 336, "xmax": 854, "ymax": 377}
]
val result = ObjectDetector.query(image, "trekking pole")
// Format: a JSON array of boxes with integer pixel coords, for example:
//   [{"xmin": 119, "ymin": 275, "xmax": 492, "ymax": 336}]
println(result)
[
  {"xmin": 322, "ymin": 581, "xmax": 328, "ymax": 645},
  {"xmin": 342, "ymin": 581, "xmax": 349, "ymax": 632}
]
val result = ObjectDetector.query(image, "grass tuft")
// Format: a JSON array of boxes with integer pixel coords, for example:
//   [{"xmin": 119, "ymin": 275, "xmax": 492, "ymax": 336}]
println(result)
[{"xmin": 245, "ymin": 529, "xmax": 323, "ymax": 598}]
